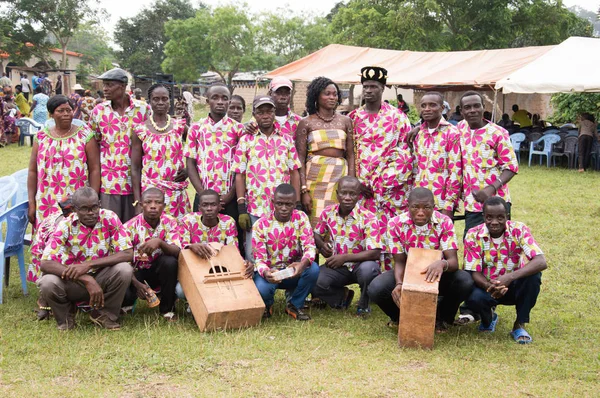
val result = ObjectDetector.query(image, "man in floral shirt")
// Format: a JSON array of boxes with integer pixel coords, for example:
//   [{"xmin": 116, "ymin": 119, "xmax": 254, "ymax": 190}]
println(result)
[
  {"xmin": 122, "ymin": 188, "xmax": 182, "ymax": 320},
  {"xmin": 412, "ymin": 92, "xmax": 462, "ymax": 217},
  {"xmin": 233, "ymin": 96, "xmax": 302, "ymax": 261},
  {"xmin": 368, "ymin": 188, "xmax": 473, "ymax": 330},
  {"xmin": 185, "ymin": 83, "xmax": 244, "ymax": 249},
  {"xmin": 312, "ymin": 177, "xmax": 382, "ymax": 316},
  {"xmin": 269, "ymin": 77, "xmax": 302, "ymax": 141},
  {"xmin": 89, "ymin": 68, "xmax": 151, "ymax": 222},
  {"xmin": 252, "ymin": 184, "xmax": 319, "ymax": 321},
  {"xmin": 458, "ymin": 91, "xmax": 518, "ymax": 236},
  {"xmin": 463, "ymin": 197, "xmax": 546, "ymax": 343},
  {"xmin": 39, "ymin": 187, "xmax": 133, "ymax": 331}
]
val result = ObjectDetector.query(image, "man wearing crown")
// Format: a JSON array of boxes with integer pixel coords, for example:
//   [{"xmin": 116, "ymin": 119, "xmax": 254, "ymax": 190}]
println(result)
[{"xmin": 348, "ymin": 66, "xmax": 414, "ymax": 270}]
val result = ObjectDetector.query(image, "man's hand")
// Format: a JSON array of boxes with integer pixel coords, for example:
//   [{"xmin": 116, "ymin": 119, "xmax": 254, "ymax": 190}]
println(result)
[
  {"xmin": 319, "ymin": 241, "xmax": 333, "ymax": 258},
  {"xmin": 173, "ymin": 168, "xmax": 188, "ymax": 183},
  {"xmin": 62, "ymin": 263, "xmax": 91, "ymax": 281},
  {"xmin": 244, "ymin": 121, "xmax": 258, "ymax": 135},
  {"xmin": 189, "ymin": 243, "xmax": 216, "ymax": 259},
  {"xmin": 360, "ymin": 183, "xmax": 374, "ymax": 199},
  {"xmin": 421, "ymin": 260, "xmax": 445, "ymax": 283},
  {"xmin": 325, "ymin": 255, "xmax": 347, "ymax": 269},
  {"xmin": 264, "ymin": 269, "xmax": 278, "ymax": 284},
  {"xmin": 288, "ymin": 262, "xmax": 302, "ymax": 278},
  {"xmin": 244, "ymin": 261, "xmax": 254, "ymax": 279},
  {"xmin": 406, "ymin": 125, "xmax": 420, "ymax": 147},
  {"xmin": 486, "ymin": 280, "xmax": 509, "ymax": 299},
  {"xmin": 472, "ymin": 186, "xmax": 496, "ymax": 204},
  {"xmin": 82, "ymin": 277, "xmax": 104, "ymax": 309},
  {"xmin": 133, "ymin": 279, "xmax": 153, "ymax": 300},
  {"xmin": 392, "ymin": 284, "xmax": 403, "ymax": 307},
  {"xmin": 441, "ymin": 209, "xmax": 454, "ymax": 219},
  {"xmin": 238, "ymin": 214, "xmax": 252, "ymax": 231},
  {"xmin": 139, "ymin": 238, "xmax": 162, "ymax": 256},
  {"xmin": 134, "ymin": 203, "xmax": 142, "ymax": 215},
  {"xmin": 495, "ymin": 273, "xmax": 514, "ymax": 289},
  {"xmin": 301, "ymin": 192, "xmax": 312, "ymax": 214}
]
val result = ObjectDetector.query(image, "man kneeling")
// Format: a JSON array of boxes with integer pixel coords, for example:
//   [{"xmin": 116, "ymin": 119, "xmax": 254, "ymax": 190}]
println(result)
[
  {"xmin": 463, "ymin": 197, "xmax": 546, "ymax": 344},
  {"xmin": 368, "ymin": 188, "xmax": 473, "ymax": 330},
  {"xmin": 39, "ymin": 187, "xmax": 133, "ymax": 330},
  {"xmin": 252, "ymin": 184, "xmax": 319, "ymax": 321},
  {"xmin": 122, "ymin": 188, "xmax": 182, "ymax": 321},
  {"xmin": 312, "ymin": 176, "xmax": 382, "ymax": 316}
]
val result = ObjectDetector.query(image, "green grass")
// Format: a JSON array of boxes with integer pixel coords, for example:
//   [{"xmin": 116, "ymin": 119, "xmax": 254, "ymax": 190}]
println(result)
[{"xmin": 1, "ymin": 144, "xmax": 599, "ymax": 397}]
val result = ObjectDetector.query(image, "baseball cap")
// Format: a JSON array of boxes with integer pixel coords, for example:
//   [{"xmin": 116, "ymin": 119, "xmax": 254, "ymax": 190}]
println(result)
[
  {"xmin": 269, "ymin": 77, "xmax": 293, "ymax": 92},
  {"xmin": 253, "ymin": 95, "xmax": 275, "ymax": 110}
]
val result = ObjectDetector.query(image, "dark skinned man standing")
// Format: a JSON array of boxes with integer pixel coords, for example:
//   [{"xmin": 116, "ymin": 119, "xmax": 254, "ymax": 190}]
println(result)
[
  {"xmin": 463, "ymin": 197, "xmax": 546, "ymax": 344},
  {"xmin": 90, "ymin": 68, "xmax": 151, "ymax": 222},
  {"xmin": 252, "ymin": 184, "xmax": 319, "ymax": 321},
  {"xmin": 39, "ymin": 187, "xmax": 133, "ymax": 330},
  {"xmin": 122, "ymin": 188, "xmax": 181, "ymax": 321},
  {"xmin": 312, "ymin": 176, "xmax": 382, "ymax": 316}
]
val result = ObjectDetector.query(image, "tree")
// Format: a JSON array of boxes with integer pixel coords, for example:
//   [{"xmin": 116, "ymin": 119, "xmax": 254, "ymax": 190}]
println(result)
[
  {"xmin": 69, "ymin": 22, "xmax": 115, "ymax": 84},
  {"xmin": 3, "ymin": 0, "xmax": 97, "ymax": 69},
  {"xmin": 0, "ymin": 13, "xmax": 51, "ymax": 70},
  {"xmin": 163, "ymin": 5, "xmax": 274, "ymax": 86},
  {"xmin": 550, "ymin": 93, "xmax": 600, "ymax": 124},
  {"xmin": 114, "ymin": 0, "xmax": 200, "ymax": 76}
]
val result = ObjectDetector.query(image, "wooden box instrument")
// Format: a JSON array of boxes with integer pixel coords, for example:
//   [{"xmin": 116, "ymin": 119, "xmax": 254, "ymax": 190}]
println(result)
[
  {"xmin": 398, "ymin": 248, "xmax": 442, "ymax": 349},
  {"xmin": 178, "ymin": 243, "xmax": 265, "ymax": 331}
]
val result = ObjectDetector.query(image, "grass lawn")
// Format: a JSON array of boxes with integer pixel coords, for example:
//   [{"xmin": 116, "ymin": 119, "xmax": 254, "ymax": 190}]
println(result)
[{"xmin": 1, "ymin": 138, "xmax": 599, "ymax": 397}]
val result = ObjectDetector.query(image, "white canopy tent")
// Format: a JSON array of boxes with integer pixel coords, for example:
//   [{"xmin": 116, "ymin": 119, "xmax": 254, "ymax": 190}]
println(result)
[{"xmin": 495, "ymin": 37, "xmax": 600, "ymax": 94}]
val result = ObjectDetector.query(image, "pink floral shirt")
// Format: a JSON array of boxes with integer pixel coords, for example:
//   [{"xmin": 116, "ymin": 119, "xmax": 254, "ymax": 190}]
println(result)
[
  {"xmin": 42, "ymin": 209, "xmax": 132, "ymax": 271},
  {"xmin": 184, "ymin": 115, "xmax": 244, "ymax": 195},
  {"xmin": 457, "ymin": 120, "xmax": 519, "ymax": 212},
  {"xmin": 314, "ymin": 204, "xmax": 381, "ymax": 270},
  {"xmin": 463, "ymin": 221, "xmax": 543, "ymax": 281},
  {"xmin": 386, "ymin": 210, "xmax": 458, "ymax": 255},
  {"xmin": 232, "ymin": 129, "xmax": 301, "ymax": 217},
  {"xmin": 348, "ymin": 101, "xmax": 413, "ymax": 218},
  {"xmin": 180, "ymin": 213, "xmax": 237, "ymax": 247},
  {"xmin": 28, "ymin": 211, "xmax": 63, "ymax": 283},
  {"xmin": 275, "ymin": 109, "xmax": 303, "ymax": 141},
  {"xmin": 134, "ymin": 119, "xmax": 190, "ymax": 219},
  {"xmin": 413, "ymin": 119, "xmax": 462, "ymax": 211},
  {"xmin": 34, "ymin": 126, "xmax": 95, "ymax": 226},
  {"xmin": 252, "ymin": 210, "xmax": 316, "ymax": 277},
  {"xmin": 124, "ymin": 213, "xmax": 182, "ymax": 270},
  {"xmin": 90, "ymin": 95, "xmax": 151, "ymax": 195}
]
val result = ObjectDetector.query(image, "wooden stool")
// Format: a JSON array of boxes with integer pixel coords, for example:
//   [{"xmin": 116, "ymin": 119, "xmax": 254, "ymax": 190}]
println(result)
[
  {"xmin": 179, "ymin": 243, "xmax": 265, "ymax": 331},
  {"xmin": 398, "ymin": 248, "xmax": 442, "ymax": 349}
]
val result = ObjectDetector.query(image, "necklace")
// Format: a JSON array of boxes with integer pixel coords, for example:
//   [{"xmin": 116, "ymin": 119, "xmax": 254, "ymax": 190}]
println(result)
[
  {"xmin": 150, "ymin": 114, "xmax": 171, "ymax": 132},
  {"xmin": 53, "ymin": 124, "xmax": 73, "ymax": 138},
  {"xmin": 316, "ymin": 111, "xmax": 335, "ymax": 123}
]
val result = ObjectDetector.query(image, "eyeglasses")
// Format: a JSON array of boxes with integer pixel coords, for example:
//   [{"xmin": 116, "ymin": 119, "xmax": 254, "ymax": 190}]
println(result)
[{"xmin": 75, "ymin": 205, "xmax": 100, "ymax": 213}]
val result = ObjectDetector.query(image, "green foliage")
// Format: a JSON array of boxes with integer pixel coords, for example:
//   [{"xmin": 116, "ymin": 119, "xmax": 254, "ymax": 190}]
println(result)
[
  {"xmin": 329, "ymin": 0, "xmax": 594, "ymax": 51},
  {"xmin": 550, "ymin": 93, "xmax": 600, "ymax": 124},
  {"xmin": 3, "ymin": 0, "xmax": 97, "ymax": 68},
  {"xmin": 69, "ymin": 22, "xmax": 115, "ymax": 76},
  {"xmin": 0, "ymin": 14, "xmax": 50, "ymax": 66},
  {"xmin": 114, "ymin": 0, "xmax": 199, "ymax": 76}
]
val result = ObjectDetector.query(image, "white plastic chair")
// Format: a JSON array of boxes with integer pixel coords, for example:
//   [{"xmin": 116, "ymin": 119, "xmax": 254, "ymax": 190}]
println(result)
[
  {"xmin": 10, "ymin": 169, "xmax": 28, "ymax": 204},
  {"xmin": 0, "ymin": 176, "xmax": 17, "ymax": 214}
]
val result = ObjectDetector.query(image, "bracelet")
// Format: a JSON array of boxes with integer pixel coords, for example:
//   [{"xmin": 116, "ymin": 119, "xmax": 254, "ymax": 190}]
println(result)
[
  {"xmin": 442, "ymin": 259, "xmax": 449, "ymax": 272},
  {"xmin": 237, "ymin": 197, "xmax": 246, "ymax": 203},
  {"xmin": 132, "ymin": 200, "xmax": 139, "ymax": 207},
  {"xmin": 395, "ymin": 282, "xmax": 403, "ymax": 287}
]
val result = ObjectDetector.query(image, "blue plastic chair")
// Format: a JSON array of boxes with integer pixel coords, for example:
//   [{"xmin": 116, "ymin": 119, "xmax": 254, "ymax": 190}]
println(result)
[
  {"xmin": 510, "ymin": 133, "xmax": 526, "ymax": 163},
  {"xmin": 15, "ymin": 118, "xmax": 42, "ymax": 147},
  {"xmin": 0, "ymin": 201, "xmax": 30, "ymax": 303},
  {"xmin": 528, "ymin": 134, "xmax": 561, "ymax": 167},
  {"xmin": 0, "ymin": 176, "xmax": 18, "ymax": 214},
  {"xmin": 10, "ymin": 168, "xmax": 29, "ymax": 204}
]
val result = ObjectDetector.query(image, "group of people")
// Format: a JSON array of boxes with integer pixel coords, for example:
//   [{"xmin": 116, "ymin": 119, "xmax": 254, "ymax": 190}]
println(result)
[{"xmin": 25, "ymin": 66, "xmax": 547, "ymax": 344}]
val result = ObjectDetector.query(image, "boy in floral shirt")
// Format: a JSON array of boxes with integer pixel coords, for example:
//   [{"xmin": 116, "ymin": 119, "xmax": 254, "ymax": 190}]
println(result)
[
  {"xmin": 233, "ymin": 96, "xmax": 302, "ymax": 261},
  {"xmin": 252, "ymin": 184, "xmax": 319, "ymax": 321},
  {"xmin": 463, "ymin": 197, "xmax": 546, "ymax": 344}
]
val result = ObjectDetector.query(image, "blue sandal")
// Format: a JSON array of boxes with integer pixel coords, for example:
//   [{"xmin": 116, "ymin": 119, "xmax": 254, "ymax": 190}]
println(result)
[
  {"xmin": 510, "ymin": 328, "xmax": 533, "ymax": 344},
  {"xmin": 478, "ymin": 312, "xmax": 498, "ymax": 332}
]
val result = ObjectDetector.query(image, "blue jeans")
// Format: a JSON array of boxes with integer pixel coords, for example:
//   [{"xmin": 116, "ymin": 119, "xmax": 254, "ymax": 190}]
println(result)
[
  {"xmin": 253, "ymin": 262, "xmax": 320, "ymax": 309},
  {"xmin": 245, "ymin": 214, "xmax": 260, "ymax": 262}
]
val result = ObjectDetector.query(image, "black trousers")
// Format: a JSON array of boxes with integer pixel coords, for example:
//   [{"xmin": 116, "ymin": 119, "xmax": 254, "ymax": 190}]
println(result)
[
  {"xmin": 123, "ymin": 255, "xmax": 178, "ymax": 314},
  {"xmin": 465, "ymin": 272, "xmax": 542, "ymax": 327},
  {"xmin": 312, "ymin": 261, "xmax": 381, "ymax": 309},
  {"xmin": 368, "ymin": 269, "xmax": 474, "ymax": 324},
  {"xmin": 193, "ymin": 193, "xmax": 243, "ymax": 254},
  {"xmin": 578, "ymin": 135, "xmax": 594, "ymax": 170}
]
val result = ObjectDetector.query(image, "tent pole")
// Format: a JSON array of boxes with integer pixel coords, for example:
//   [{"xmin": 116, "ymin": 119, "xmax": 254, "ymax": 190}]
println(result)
[{"xmin": 491, "ymin": 89, "xmax": 498, "ymax": 122}]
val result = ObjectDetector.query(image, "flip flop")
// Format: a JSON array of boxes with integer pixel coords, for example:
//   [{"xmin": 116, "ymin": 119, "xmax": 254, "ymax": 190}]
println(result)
[
  {"xmin": 478, "ymin": 312, "xmax": 498, "ymax": 332},
  {"xmin": 510, "ymin": 328, "xmax": 533, "ymax": 344},
  {"xmin": 454, "ymin": 314, "xmax": 476, "ymax": 326}
]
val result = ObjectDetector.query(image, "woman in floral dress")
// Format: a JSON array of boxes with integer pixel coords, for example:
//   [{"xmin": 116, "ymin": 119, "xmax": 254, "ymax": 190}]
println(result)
[
  {"xmin": 27, "ymin": 95, "xmax": 101, "ymax": 228},
  {"xmin": 132, "ymin": 84, "xmax": 190, "ymax": 219}
]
